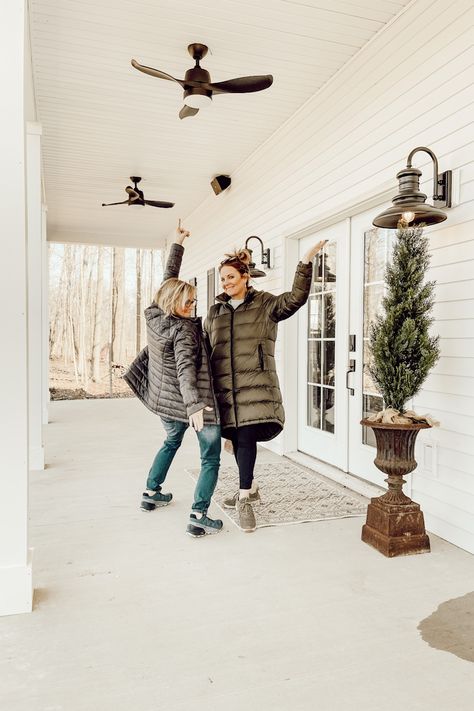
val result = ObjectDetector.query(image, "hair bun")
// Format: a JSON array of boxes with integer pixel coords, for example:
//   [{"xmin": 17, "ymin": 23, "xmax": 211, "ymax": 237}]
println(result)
[
  {"xmin": 236, "ymin": 248, "xmax": 251, "ymax": 265},
  {"xmin": 222, "ymin": 248, "xmax": 251, "ymax": 266}
]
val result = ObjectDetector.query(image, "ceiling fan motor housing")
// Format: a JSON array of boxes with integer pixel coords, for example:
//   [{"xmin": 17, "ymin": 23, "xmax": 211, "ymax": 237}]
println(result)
[{"xmin": 184, "ymin": 66, "xmax": 213, "ymax": 103}]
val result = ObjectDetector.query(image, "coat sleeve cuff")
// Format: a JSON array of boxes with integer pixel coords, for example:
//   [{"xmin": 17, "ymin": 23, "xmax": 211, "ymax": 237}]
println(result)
[
  {"xmin": 186, "ymin": 401, "xmax": 207, "ymax": 417},
  {"xmin": 297, "ymin": 261, "xmax": 313, "ymax": 274}
]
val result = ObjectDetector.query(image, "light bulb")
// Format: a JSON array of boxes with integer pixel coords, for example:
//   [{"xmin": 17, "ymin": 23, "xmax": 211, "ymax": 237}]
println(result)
[
  {"xmin": 401, "ymin": 211, "xmax": 415, "ymax": 225},
  {"xmin": 184, "ymin": 93, "xmax": 212, "ymax": 110}
]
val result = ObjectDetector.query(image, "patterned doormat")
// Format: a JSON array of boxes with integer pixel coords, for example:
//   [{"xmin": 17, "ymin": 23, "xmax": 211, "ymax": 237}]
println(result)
[{"xmin": 188, "ymin": 461, "xmax": 368, "ymax": 529}]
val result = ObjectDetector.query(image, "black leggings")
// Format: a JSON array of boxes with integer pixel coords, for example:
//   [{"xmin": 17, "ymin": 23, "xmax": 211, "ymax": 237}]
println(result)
[
  {"xmin": 227, "ymin": 427, "xmax": 258, "ymax": 490},
  {"xmin": 225, "ymin": 423, "xmax": 281, "ymax": 490}
]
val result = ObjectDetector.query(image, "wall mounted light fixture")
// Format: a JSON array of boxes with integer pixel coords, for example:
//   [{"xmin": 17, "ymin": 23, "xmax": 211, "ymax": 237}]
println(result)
[
  {"xmin": 372, "ymin": 146, "xmax": 452, "ymax": 229},
  {"xmin": 244, "ymin": 235, "xmax": 271, "ymax": 278},
  {"xmin": 210, "ymin": 175, "xmax": 231, "ymax": 195}
]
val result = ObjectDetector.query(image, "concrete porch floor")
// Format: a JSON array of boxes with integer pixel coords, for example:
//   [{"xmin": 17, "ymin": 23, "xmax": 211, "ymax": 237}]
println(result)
[{"xmin": 1, "ymin": 398, "xmax": 473, "ymax": 711}]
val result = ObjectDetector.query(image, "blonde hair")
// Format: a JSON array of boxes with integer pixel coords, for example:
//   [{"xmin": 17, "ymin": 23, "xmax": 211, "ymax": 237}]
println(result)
[{"xmin": 155, "ymin": 278, "xmax": 196, "ymax": 316}]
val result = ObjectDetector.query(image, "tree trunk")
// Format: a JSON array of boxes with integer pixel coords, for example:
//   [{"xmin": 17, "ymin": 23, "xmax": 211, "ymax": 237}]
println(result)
[
  {"xmin": 91, "ymin": 246, "xmax": 104, "ymax": 382},
  {"xmin": 136, "ymin": 248, "xmax": 141, "ymax": 354},
  {"xmin": 77, "ymin": 246, "xmax": 89, "ymax": 386}
]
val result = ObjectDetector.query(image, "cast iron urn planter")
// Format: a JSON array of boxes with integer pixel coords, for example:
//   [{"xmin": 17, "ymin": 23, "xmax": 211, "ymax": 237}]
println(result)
[{"xmin": 360, "ymin": 419, "xmax": 431, "ymax": 557}]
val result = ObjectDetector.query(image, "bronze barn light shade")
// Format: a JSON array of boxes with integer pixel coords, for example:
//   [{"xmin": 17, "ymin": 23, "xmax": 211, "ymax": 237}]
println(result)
[
  {"xmin": 373, "ymin": 146, "xmax": 452, "ymax": 229},
  {"xmin": 244, "ymin": 235, "xmax": 271, "ymax": 277}
]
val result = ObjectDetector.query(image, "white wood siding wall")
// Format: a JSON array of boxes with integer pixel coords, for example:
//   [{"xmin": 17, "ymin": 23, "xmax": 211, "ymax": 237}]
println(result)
[{"xmin": 176, "ymin": 0, "xmax": 474, "ymax": 552}]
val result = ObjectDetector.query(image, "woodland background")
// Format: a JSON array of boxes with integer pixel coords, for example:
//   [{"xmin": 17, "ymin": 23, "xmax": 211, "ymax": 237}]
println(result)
[{"xmin": 49, "ymin": 243, "xmax": 163, "ymax": 398}]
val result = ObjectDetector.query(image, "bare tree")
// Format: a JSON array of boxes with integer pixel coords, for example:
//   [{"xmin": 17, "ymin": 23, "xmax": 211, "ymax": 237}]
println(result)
[
  {"xmin": 136, "ymin": 248, "xmax": 141, "ymax": 354},
  {"xmin": 90, "ymin": 246, "xmax": 104, "ymax": 382}
]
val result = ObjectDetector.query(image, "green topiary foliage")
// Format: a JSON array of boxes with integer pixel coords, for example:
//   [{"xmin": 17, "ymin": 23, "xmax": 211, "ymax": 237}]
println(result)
[{"xmin": 368, "ymin": 225, "xmax": 440, "ymax": 413}]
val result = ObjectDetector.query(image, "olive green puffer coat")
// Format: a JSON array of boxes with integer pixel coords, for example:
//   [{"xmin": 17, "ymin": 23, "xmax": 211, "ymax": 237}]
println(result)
[{"xmin": 204, "ymin": 261, "xmax": 312, "ymax": 435}]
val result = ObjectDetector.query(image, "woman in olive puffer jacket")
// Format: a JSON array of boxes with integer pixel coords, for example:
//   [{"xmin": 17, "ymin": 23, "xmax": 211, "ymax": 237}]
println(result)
[
  {"xmin": 204, "ymin": 238, "xmax": 327, "ymax": 532},
  {"xmin": 124, "ymin": 224, "xmax": 223, "ymax": 538}
]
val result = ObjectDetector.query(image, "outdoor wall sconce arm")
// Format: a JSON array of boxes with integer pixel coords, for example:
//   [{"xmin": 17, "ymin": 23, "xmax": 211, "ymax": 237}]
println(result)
[
  {"xmin": 372, "ymin": 146, "xmax": 452, "ymax": 229},
  {"xmin": 244, "ymin": 235, "xmax": 271, "ymax": 278}
]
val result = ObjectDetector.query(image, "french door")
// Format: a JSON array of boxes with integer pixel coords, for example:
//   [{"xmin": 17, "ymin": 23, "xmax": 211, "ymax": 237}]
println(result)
[
  {"xmin": 297, "ymin": 220, "xmax": 350, "ymax": 471},
  {"xmin": 347, "ymin": 208, "xmax": 395, "ymax": 487},
  {"xmin": 297, "ymin": 206, "xmax": 398, "ymax": 489}
]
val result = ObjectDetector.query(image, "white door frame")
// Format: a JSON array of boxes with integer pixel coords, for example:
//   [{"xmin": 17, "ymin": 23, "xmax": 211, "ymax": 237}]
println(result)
[
  {"xmin": 297, "ymin": 220, "xmax": 350, "ymax": 471},
  {"xmin": 280, "ymin": 186, "xmax": 394, "ymax": 460}
]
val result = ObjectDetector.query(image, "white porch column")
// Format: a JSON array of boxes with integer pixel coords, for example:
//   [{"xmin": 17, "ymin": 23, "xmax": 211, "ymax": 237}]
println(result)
[
  {"xmin": 0, "ymin": 0, "xmax": 33, "ymax": 616},
  {"xmin": 27, "ymin": 122, "xmax": 45, "ymax": 470},
  {"xmin": 42, "ymin": 205, "xmax": 50, "ymax": 425}
]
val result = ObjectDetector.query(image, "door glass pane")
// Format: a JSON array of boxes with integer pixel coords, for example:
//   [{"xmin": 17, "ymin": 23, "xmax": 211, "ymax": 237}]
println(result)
[
  {"xmin": 306, "ymin": 241, "xmax": 336, "ymax": 432},
  {"xmin": 308, "ymin": 295, "xmax": 322, "ymax": 337},
  {"xmin": 324, "ymin": 242, "xmax": 337, "ymax": 290},
  {"xmin": 324, "ymin": 293, "xmax": 336, "ymax": 338},
  {"xmin": 311, "ymin": 255, "xmax": 324, "ymax": 292},
  {"xmin": 363, "ymin": 284, "xmax": 384, "ymax": 338},
  {"xmin": 322, "ymin": 387, "xmax": 335, "ymax": 433},
  {"xmin": 323, "ymin": 341, "xmax": 335, "ymax": 385},
  {"xmin": 307, "ymin": 385, "xmax": 321, "ymax": 428},
  {"xmin": 362, "ymin": 228, "xmax": 394, "ymax": 445},
  {"xmin": 307, "ymin": 341, "xmax": 321, "ymax": 384},
  {"xmin": 365, "ymin": 229, "xmax": 386, "ymax": 283}
]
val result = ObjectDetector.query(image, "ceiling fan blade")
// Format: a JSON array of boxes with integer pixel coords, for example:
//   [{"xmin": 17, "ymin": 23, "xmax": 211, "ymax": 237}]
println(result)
[
  {"xmin": 208, "ymin": 74, "xmax": 273, "ymax": 94},
  {"xmin": 179, "ymin": 104, "xmax": 199, "ymax": 120},
  {"xmin": 144, "ymin": 200, "xmax": 175, "ymax": 209},
  {"xmin": 102, "ymin": 200, "xmax": 129, "ymax": 207},
  {"xmin": 131, "ymin": 59, "xmax": 185, "ymax": 87},
  {"xmin": 125, "ymin": 186, "xmax": 141, "ymax": 199}
]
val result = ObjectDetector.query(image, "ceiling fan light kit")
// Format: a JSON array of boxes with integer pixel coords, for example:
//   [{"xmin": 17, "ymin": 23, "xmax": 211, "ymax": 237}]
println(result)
[
  {"xmin": 184, "ymin": 92, "xmax": 212, "ymax": 110},
  {"xmin": 131, "ymin": 42, "xmax": 273, "ymax": 120}
]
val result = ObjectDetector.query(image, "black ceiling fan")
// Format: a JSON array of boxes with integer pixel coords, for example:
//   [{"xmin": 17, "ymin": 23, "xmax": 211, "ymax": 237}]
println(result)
[
  {"xmin": 101, "ymin": 177, "xmax": 174, "ymax": 208},
  {"xmin": 131, "ymin": 43, "xmax": 273, "ymax": 119}
]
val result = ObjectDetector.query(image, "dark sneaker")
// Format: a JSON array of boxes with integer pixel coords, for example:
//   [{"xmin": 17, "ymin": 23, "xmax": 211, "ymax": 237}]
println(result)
[
  {"xmin": 236, "ymin": 498, "xmax": 256, "ymax": 532},
  {"xmin": 185, "ymin": 525, "xmax": 207, "ymax": 538},
  {"xmin": 140, "ymin": 491, "xmax": 173, "ymax": 512},
  {"xmin": 223, "ymin": 487, "xmax": 261, "ymax": 509},
  {"xmin": 188, "ymin": 513, "xmax": 223, "ymax": 535}
]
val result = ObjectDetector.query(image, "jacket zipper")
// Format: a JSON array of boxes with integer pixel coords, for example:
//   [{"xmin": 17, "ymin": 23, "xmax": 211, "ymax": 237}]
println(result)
[
  {"xmin": 258, "ymin": 343, "xmax": 264, "ymax": 371},
  {"xmin": 229, "ymin": 306, "xmax": 239, "ymax": 428}
]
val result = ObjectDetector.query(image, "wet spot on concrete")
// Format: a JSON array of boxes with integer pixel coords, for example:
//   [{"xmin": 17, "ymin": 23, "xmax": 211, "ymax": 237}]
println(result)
[{"xmin": 418, "ymin": 591, "xmax": 474, "ymax": 663}]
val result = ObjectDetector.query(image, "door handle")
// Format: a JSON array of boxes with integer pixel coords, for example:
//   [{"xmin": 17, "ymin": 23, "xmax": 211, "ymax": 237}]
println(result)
[{"xmin": 346, "ymin": 359, "xmax": 356, "ymax": 396}]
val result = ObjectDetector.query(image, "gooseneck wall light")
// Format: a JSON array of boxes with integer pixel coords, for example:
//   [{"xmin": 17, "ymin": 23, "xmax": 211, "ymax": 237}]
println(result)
[
  {"xmin": 244, "ymin": 235, "xmax": 271, "ymax": 278},
  {"xmin": 372, "ymin": 146, "xmax": 452, "ymax": 229}
]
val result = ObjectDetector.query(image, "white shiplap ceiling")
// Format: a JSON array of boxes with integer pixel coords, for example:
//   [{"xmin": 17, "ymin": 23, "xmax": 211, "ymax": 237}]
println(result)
[{"xmin": 29, "ymin": 0, "xmax": 411, "ymax": 248}]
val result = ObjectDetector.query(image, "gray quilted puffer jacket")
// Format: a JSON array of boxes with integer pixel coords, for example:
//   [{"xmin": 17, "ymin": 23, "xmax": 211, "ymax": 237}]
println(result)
[{"xmin": 123, "ymin": 243, "xmax": 219, "ymax": 425}]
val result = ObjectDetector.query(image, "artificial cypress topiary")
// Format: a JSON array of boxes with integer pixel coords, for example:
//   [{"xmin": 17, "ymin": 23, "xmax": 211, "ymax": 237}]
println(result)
[{"xmin": 369, "ymin": 225, "xmax": 440, "ymax": 413}]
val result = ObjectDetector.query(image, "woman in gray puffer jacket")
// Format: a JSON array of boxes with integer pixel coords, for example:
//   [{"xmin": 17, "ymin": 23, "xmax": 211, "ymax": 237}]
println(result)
[{"xmin": 124, "ymin": 224, "xmax": 222, "ymax": 538}]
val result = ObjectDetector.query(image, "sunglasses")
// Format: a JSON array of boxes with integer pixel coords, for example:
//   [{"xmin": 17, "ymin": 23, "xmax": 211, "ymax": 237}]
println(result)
[{"xmin": 184, "ymin": 298, "xmax": 197, "ymax": 308}]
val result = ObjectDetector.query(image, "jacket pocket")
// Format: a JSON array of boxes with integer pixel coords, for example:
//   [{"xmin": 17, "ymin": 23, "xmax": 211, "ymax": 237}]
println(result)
[{"xmin": 258, "ymin": 344, "xmax": 265, "ymax": 371}]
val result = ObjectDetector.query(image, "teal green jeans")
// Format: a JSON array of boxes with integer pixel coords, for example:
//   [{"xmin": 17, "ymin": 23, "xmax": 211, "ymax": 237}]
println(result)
[{"xmin": 146, "ymin": 417, "xmax": 221, "ymax": 513}]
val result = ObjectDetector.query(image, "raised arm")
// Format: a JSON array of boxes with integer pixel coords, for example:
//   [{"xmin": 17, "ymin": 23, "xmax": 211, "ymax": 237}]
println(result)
[
  {"xmin": 269, "ymin": 240, "xmax": 327, "ymax": 322},
  {"xmin": 162, "ymin": 219, "xmax": 191, "ymax": 281}
]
